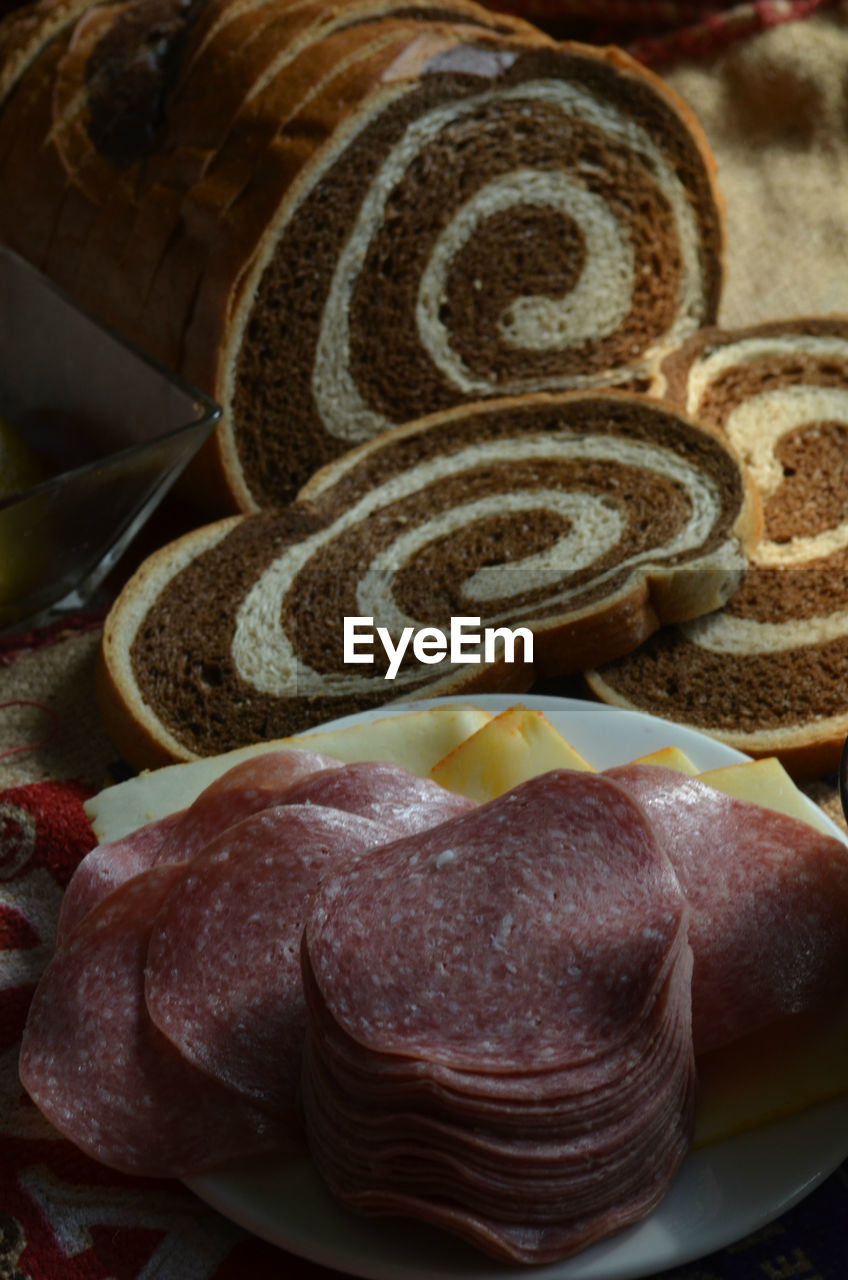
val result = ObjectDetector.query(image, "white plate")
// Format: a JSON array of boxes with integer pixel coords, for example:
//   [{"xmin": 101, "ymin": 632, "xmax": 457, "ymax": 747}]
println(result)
[{"xmin": 188, "ymin": 694, "xmax": 848, "ymax": 1280}]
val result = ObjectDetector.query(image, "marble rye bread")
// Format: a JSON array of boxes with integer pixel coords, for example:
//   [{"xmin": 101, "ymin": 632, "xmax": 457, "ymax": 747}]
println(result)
[
  {"xmin": 96, "ymin": 390, "xmax": 760, "ymax": 771},
  {"xmin": 586, "ymin": 318, "xmax": 848, "ymax": 779},
  {"xmin": 0, "ymin": 0, "xmax": 724, "ymax": 511}
]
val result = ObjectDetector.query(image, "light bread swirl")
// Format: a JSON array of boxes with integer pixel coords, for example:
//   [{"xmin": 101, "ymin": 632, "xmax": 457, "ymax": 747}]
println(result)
[
  {"xmin": 0, "ymin": 0, "xmax": 725, "ymax": 511},
  {"xmin": 96, "ymin": 391, "xmax": 759, "ymax": 770},
  {"xmin": 586, "ymin": 318, "xmax": 848, "ymax": 779}
]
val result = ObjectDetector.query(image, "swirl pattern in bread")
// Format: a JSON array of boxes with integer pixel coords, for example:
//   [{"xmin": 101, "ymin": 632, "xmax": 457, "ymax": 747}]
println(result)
[
  {"xmin": 0, "ymin": 0, "xmax": 724, "ymax": 510},
  {"xmin": 96, "ymin": 391, "xmax": 759, "ymax": 769},
  {"xmin": 587, "ymin": 319, "xmax": 848, "ymax": 778}
]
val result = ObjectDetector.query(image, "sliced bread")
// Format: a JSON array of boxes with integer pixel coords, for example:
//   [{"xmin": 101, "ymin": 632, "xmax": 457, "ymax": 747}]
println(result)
[
  {"xmin": 586, "ymin": 319, "xmax": 848, "ymax": 778},
  {"xmin": 0, "ymin": 0, "xmax": 725, "ymax": 510},
  {"xmin": 96, "ymin": 390, "xmax": 759, "ymax": 770}
]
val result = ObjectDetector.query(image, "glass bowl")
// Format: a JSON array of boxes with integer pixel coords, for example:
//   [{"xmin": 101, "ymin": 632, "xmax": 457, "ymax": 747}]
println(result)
[{"xmin": 0, "ymin": 245, "xmax": 220, "ymax": 633}]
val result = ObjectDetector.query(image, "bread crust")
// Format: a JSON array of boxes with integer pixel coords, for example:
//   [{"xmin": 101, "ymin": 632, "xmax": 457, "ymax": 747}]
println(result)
[
  {"xmin": 96, "ymin": 516, "xmax": 245, "ymax": 770},
  {"xmin": 0, "ymin": 0, "xmax": 102, "ymax": 104},
  {"xmin": 583, "ymin": 671, "xmax": 848, "ymax": 782}
]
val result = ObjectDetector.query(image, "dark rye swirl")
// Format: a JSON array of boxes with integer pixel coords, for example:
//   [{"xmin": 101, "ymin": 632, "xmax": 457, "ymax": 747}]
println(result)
[
  {"xmin": 96, "ymin": 391, "xmax": 759, "ymax": 770},
  {"xmin": 0, "ymin": 0, "xmax": 723, "ymax": 512},
  {"xmin": 586, "ymin": 319, "xmax": 848, "ymax": 779},
  {"xmin": 203, "ymin": 31, "xmax": 726, "ymax": 509}
]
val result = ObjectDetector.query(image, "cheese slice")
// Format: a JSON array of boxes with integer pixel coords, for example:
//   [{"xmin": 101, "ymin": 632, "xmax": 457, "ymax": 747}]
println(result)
[
  {"xmin": 628, "ymin": 745, "xmax": 699, "ymax": 774},
  {"xmin": 429, "ymin": 703, "xmax": 593, "ymax": 802},
  {"xmin": 697, "ymin": 756, "xmax": 834, "ymax": 834},
  {"xmin": 695, "ymin": 1003, "xmax": 848, "ymax": 1147}
]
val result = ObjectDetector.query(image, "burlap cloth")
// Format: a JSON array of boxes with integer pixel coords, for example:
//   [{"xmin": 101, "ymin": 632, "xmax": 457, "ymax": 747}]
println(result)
[{"xmin": 3, "ymin": 5, "xmax": 848, "ymax": 1278}]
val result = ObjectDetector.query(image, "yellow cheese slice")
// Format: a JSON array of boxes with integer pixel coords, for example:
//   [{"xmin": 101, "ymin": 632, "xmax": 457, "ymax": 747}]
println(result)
[
  {"xmin": 697, "ymin": 756, "xmax": 833, "ymax": 834},
  {"xmin": 627, "ymin": 745, "xmax": 699, "ymax": 774},
  {"xmin": 429, "ymin": 703, "xmax": 593, "ymax": 802},
  {"xmin": 695, "ymin": 1003, "xmax": 848, "ymax": 1147},
  {"xmin": 86, "ymin": 703, "xmax": 493, "ymax": 842}
]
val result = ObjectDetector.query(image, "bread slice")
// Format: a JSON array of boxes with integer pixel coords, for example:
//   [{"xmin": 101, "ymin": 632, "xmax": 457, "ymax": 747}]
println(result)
[
  {"xmin": 0, "ymin": 0, "xmax": 724, "ymax": 512},
  {"xmin": 182, "ymin": 30, "xmax": 726, "ymax": 510},
  {"xmin": 586, "ymin": 318, "xmax": 848, "ymax": 779},
  {"xmin": 96, "ymin": 390, "xmax": 759, "ymax": 770}
]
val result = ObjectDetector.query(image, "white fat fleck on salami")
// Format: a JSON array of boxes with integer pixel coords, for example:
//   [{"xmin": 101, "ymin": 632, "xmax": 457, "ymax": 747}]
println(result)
[
  {"xmin": 606, "ymin": 763, "xmax": 848, "ymax": 1052},
  {"xmin": 19, "ymin": 866, "xmax": 289, "ymax": 1177},
  {"xmin": 144, "ymin": 804, "xmax": 394, "ymax": 1118},
  {"xmin": 304, "ymin": 770, "xmax": 687, "ymax": 1072}
]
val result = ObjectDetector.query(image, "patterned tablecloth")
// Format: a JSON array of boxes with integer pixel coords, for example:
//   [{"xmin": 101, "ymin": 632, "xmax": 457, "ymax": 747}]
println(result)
[{"xmin": 4, "ymin": 1, "xmax": 848, "ymax": 1278}]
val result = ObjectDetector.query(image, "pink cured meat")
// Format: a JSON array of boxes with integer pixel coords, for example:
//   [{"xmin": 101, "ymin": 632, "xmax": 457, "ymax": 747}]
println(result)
[
  {"xmin": 144, "ymin": 804, "xmax": 394, "ymax": 1119},
  {"xmin": 303, "ymin": 953, "xmax": 693, "ymax": 1169},
  {"xmin": 303, "ymin": 1026, "xmax": 693, "ymax": 1246},
  {"xmin": 605, "ymin": 764, "xmax": 848, "ymax": 1053},
  {"xmin": 19, "ymin": 866, "xmax": 291, "ymax": 1177},
  {"xmin": 300, "ymin": 769, "xmax": 695, "ymax": 1264},
  {"xmin": 281, "ymin": 761, "xmax": 476, "ymax": 834},
  {"xmin": 55, "ymin": 810, "xmax": 185, "ymax": 945},
  {"xmin": 302, "ymin": 946, "xmax": 689, "ymax": 1131},
  {"xmin": 151, "ymin": 746, "xmax": 344, "ymax": 864},
  {"xmin": 56, "ymin": 746, "xmax": 342, "ymax": 942},
  {"xmin": 304, "ymin": 769, "xmax": 689, "ymax": 1072}
]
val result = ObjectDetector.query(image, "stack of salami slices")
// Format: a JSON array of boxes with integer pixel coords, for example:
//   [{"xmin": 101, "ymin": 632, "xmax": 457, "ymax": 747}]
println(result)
[{"xmin": 301, "ymin": 769, "xmax": 696, "ymax": 1264}]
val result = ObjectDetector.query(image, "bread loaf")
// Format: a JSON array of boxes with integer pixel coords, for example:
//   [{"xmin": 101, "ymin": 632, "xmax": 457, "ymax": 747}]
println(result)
[
  {"xmin": 96, "ymin": 390, "xmax": 759, "ymax": 770},
  {"xmin": 586, "ymin": 319, "xmax": 848, "ymax": 779},
  {"xmin": 0, "ymin": 0, "xmax": 725, "ymax": 510}
]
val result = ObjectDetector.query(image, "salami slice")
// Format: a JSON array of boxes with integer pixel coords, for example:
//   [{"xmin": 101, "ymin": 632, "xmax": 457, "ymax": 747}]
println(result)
[
  {"xmin": 151, "ymin": 746, "xmax": 344, "ymax": 864},
  {"xmin": 56, "ymin": 746, "xmax": 342, "ymax": 942},
  {"xmin": 303, "ymin": 955, "xmax": 692, "ymax": 1172},
  {"xmin": 301, "ymin": 945, "xmax": 689, "ymax": 1135},
  {"xmin": 303, "ymin": 1006, "xmax": 693, "ymax": 1229},
  {"xmin": 144, "ymin": 804, "xmax": 393, "ymax": 1119},
  {"xmin": 300, "ymin": 770, "xmax": 695, "ymax": 1264},
  {"xmin": 19, "ymin": 866, "xmax": 290, "ymax": 1176},
  {"xmin": 606, "ymin": 763, "xmax": 848, "ymax": 1052},
  {"xmin": 55, "ymin": 810, "xmax": 184, "ymax": 945},
  {"xmin": 305, "ymin": 770, "xmax": 687, "ymax": 1072},
  {"xmin": 280, "ymin": 761, "xmax": 476, "ymax": 834}
]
